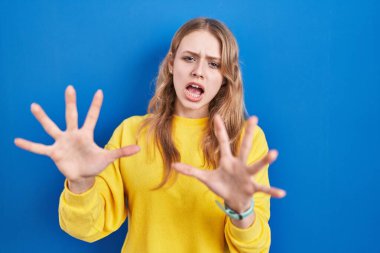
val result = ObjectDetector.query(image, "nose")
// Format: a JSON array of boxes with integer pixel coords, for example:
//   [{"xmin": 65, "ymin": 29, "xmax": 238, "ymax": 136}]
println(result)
[{"xmin": 191, "ymin": 60, "xmax": 205, "ymax": 79}]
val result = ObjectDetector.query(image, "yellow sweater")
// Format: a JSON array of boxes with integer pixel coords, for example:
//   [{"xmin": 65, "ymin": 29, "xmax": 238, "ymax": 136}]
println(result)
[{"xmin": 59, "ymin": 115, "xmax": 272, "ymax": 253}]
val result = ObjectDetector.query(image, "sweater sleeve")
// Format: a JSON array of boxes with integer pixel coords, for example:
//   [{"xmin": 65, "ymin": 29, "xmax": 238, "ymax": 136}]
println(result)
[
  {"xmin": 58, "ymin": 123, "xmax": 128, "ymax": 243},
  {"xmin": 225, "ymin": 126, "xmax": 271, "ymax": 253}
]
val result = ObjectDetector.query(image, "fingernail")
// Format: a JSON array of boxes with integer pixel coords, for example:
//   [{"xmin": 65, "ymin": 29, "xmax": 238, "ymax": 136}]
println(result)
[
  {"xmin": 66, "ymin": 85, "xmax": 75, "ymax": 93},
  {"xmin": 270, "ymin": 150, "xmax": 278, "ymax": 159},
  {"xmin": 279, "ymin": 190, "xmax": 286, "ymax": 197},
  {"xmin": 30, "ymin": 103, "xmax": 38, "ymax": 111},
  {"xmin": 249, "ymin": 116, "xmax": 258, "ymax": 125}
]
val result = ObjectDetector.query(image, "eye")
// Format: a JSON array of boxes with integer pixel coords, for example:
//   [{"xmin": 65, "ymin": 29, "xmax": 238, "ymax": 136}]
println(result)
[
  {"xmin": 183, "ymin": 56, "xmax": 195, "ymax": 62},
  {"xmin": 209, "ymin": 61, "xmax": 220, "ymax": 69}
]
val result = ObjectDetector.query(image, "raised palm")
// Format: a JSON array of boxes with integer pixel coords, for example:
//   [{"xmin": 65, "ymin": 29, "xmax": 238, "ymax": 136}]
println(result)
[
  {"xmin": 15, "ymin": 86, "xmax": 140, "ymax": 185},
  {"xmin": 173, "ymin": 115, "xmax": 285, "ymax": 213}
]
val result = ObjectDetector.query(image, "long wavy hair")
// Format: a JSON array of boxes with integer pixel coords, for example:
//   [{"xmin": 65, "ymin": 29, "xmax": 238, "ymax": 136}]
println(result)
[{"xmin": 139, "ymin": 17, "xmax": 246, "ymax": 188}]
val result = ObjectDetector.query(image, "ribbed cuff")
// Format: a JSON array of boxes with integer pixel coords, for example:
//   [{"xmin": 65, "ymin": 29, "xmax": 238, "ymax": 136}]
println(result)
[
  {"xmin": 226, "ymin": 212, "xmax": 262, "ymax": 242},
  {"xmin": 63, "ymin": 179, "xmax": 98, "ymax": 207}
]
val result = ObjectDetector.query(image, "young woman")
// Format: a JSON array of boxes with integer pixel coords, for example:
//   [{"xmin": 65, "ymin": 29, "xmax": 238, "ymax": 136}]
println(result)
[{"xmin": 15, "ymin": 18, "xmax": 285, "ymax": 252}]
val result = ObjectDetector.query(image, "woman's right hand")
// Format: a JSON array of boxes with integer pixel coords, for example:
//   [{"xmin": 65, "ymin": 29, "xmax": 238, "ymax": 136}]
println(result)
[{"xmin": 14, "ymin": 85, "xmax": 140, "ymax": 193}]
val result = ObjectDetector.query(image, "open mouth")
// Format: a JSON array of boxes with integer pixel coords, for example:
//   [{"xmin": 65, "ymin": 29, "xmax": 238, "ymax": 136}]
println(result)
[{"xmin": 185, "ymin": 83, "xmax": 205, "ymax": 99}]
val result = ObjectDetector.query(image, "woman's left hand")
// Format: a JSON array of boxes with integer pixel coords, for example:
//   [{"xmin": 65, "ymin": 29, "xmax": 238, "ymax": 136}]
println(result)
[{"xmin": 172, "ymin": 114, "xmax": 286, "ymax": 213}]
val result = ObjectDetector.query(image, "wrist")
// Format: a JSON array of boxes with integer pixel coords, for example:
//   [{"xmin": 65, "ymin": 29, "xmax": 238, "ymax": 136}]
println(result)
[
  {"xmin": 230, "ymin": 211, "xmax": 256, "ymax": 229},
  {"xmin": 216, "ymin": 199, "xmax": 254, "ymax": 220},
  {"xmin": 67, "ymin": 177, "xmax": 95, "ymax": 194},
  {"xmin": 224, "ymin": 199, "xmax": 252, "ymax": 213}
]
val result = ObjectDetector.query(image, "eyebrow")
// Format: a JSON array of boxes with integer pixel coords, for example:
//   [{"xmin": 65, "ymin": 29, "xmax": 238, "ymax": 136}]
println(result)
[{"xmin": 180, "ymin": 50, "xmax": 221, "ymax": 61}]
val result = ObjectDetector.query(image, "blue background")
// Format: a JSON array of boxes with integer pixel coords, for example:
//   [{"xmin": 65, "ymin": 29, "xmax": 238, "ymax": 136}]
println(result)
[{"xmin": 1, "ymin": 0, "xmax": 379, "ymax": 252}]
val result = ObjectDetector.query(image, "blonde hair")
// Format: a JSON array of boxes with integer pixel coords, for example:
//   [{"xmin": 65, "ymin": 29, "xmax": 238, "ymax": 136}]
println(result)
[{"xmin": 139, "ymin": 17, "xmax": 246, "ymax": 188}]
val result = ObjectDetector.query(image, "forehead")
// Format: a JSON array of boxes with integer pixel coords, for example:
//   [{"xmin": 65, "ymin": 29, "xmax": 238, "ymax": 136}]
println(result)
[{"xmin": 177, "ymin": 31, "xmax": 221, "ymax": 57}]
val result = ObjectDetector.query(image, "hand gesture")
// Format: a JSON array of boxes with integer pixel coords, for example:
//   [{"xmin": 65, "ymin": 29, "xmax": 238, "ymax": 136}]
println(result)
[
  {"xmin": 15, "ymin": 86, "xmax": 140, "ymax": 191},
  {"xmin": 172, "ymin": 115, "xmax": 285, "ymax": 213}
]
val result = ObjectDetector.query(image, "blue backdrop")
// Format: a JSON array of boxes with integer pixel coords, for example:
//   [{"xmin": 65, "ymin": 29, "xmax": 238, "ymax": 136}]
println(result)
[{"xmin": 1, "ymin": 0, "xmax": 379, "ymax": 252}]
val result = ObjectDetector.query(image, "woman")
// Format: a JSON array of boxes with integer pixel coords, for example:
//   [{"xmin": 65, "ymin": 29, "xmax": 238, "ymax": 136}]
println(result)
[{"xmin": 15, "ymin": 18, "xmax": 285, "ymax": 252}]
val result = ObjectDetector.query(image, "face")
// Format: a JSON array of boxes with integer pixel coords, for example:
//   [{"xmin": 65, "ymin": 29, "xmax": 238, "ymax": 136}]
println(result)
[{"xmin": 169, "ymin": 30, "xmax": 224, "ymax": 118}]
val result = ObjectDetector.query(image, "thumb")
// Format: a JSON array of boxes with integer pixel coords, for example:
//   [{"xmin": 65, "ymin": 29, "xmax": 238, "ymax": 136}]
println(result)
[
  {"xmin": 172, "ymin": 162, "xmax": 208, "ymax": 183},
  {"xmin": 109, "ymin": 145, "xmax": 140, "ymax": 160}
]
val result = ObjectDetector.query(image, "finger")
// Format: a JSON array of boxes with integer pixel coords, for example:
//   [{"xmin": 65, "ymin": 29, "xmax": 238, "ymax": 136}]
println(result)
[
  {"xmin": 247, "ymin": 150, "xmax": 278, "ymax": 175},
  {"xmin": 14, "ymin": 138, "xmax": 51, "ymax": 156},
  {"xmin": 31, "ymin": 103, "xmax": 62, "ymax": 139},
  {"xmin": 83, "ymin": 89, "xmax": 103, "ymax": 131},
  {"xmin": 214, "ymin": 114, "xmax": 232, "ymax": 158},
  {"xmin": 172, "ymin": 162, "xmax": 208, "ymax": 183},
  {"xmin": 65, "ymin": 85, "xmax": 78, "ymax": 130},
  {"xmin": 238, "ymin": 116, "xmax": 258, "ymax": 163},
  {"xmin": 108, "ymin": 145, "xmax": 140, "ymax": 161},
  {"xmin": 255, "ymin": 184, "xmax": 286, "ymax": 198}
]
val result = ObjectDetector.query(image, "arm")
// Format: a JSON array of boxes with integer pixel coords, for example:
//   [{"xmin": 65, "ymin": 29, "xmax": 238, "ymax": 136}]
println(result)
[
  {"xmin": 59, "ymin": 143, "xmax": 128, "ymax": 242},
  {"xmin": 14, "ymin": 86, "xmax": 139, "ymax": 242},
  {"xmin": 173, "ymin": 115, "xmax": 285, "ymax": 253},
  {"xmin": 225, "ymin": 128, "xmax": 271, "ymax": 252}
]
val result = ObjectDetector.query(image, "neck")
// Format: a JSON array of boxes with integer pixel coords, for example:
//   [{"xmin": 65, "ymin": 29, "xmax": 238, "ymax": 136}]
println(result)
[{"xmin": 174, "ymin": 101, "xmax": 208, "ymax": 119}]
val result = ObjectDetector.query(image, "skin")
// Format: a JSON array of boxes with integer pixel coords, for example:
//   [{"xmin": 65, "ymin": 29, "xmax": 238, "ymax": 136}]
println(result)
[
  {"xmin": 14, "ymin": 86, "xmax": 140, "ymax": 193},
  {"xmin": 14, "ymin": 30, "xmax": 286, "ymax": 230},
  {"xmin": 169, "ymin": 31, "xmax": 224, "ymax": 118}
]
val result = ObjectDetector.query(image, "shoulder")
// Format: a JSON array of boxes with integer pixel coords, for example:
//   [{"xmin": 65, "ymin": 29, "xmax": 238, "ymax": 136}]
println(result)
[
  {"xmin": 253, "ymin": 124, "xmax": 265, "ymax": 140},
  {"xmin": 119, "ymin": 114, "xmax": 150, "ymax": 129},
  {"xmin": 107, "ymin": 114, "xmax": 150, "ymax": 148},
  {"xmin": 245, "ymin": 123, "xmax": 269, "ymax": 165},
  {"xmin": 241, "ymin": 120, "xmax": 266, "ymax": 145}
]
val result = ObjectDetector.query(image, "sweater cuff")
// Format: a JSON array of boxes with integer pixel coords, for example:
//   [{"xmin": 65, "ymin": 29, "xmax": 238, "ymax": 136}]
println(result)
[
  {"xmin": 63, "ymin": 179, "xmax": 98, "ymax": 207},
  {"xmin": 226, "ymin": 212, "xmax": 262, "ymax": 242}
]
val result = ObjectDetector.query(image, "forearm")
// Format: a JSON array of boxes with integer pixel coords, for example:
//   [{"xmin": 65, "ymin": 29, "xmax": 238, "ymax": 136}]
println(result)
[
  {"xmin": 224, "ymin": 214, "xmax": 271, "ymax": 253},
  {"xmin": 224, "ymin": 194, "xmax": 271, "ymax": 252},
  {"xmin": 68, "ymin": 177, "xmax": 95, "ymax": 194},
  {"xmin": 230, "ymin": 211, "xmax": 255, "ymax": 229},
  {"xmin": 59, "ymin": 165, "xmax": 127, "ymax": 243},
  {"xmin": 224, "ymin": 198, "xmax": 255, "ymax": 229},
  {"xmin": 59, "ymin": 178, "xmax": 106, "ymax": 242}
]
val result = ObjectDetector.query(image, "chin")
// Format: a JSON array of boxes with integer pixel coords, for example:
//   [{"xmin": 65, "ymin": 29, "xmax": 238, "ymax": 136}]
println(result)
[{"xmin": 177, "ymin": 98, "xmax": 209, "ymax": 114}]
